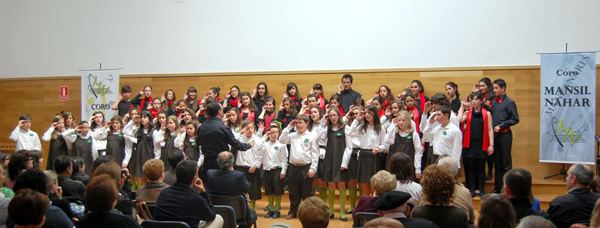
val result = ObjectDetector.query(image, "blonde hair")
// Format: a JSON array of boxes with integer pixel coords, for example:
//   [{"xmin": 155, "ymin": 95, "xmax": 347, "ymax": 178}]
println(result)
[
  {"xmin": 370, "ymin": 170, "xmax": 397, "ymax": 196},
  {"xmin": 395, "ymin": 110, "xmax": 414, "ymax": 134},
  {"xmin": 143, "ymin": 159, "xmax": 165, "ymax": 181},
  {"xmin": 298, "ymin": 196, "xmax": 329, "ymax": 228}
]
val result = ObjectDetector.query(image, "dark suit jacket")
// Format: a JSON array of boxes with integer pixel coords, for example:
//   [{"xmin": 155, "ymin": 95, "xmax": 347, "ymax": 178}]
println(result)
[
  {"xmin": 548, "ymin": 188, "xmax": 600, "ymax": 228},
  {"xmin": 205, "ymin": 169, "xmax": 251, "ymax": 196},
  {"xmin": 57, "ymin": 176, "xmax": 86, "ymax": 203}
]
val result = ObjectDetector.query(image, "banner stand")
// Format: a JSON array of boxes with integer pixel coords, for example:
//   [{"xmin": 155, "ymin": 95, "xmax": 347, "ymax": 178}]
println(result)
[{"xmin": 544, "ymin": 163, "xmax": 567, "ymax": 182}]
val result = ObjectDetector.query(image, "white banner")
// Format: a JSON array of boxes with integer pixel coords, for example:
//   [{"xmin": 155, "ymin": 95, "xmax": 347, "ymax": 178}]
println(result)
[
  {"xmin": 539, "ymin": 53, "xmax": 596, "ymax": 164},
  {"xmin": 81, "ymin": 70, "xmax": 120, "ymax": 122}
]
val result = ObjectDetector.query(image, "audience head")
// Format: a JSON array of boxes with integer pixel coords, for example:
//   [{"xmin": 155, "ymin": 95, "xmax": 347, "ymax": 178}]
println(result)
[
  {"xmin": 28, "ymin": 150, "xmax": 43, "ymax": 169},
  {"xmin": 85, "ymin": 174, "xmax": 119, "ymax": 213},
  {"xmin": 437, "ymin": 156, "xmax": 459, "ymax": 177},
  {"xmin": 504, "ymin": 168, "xmax": 532, "ymax": 198},
  {"xmin": 217, "ymin": 151, "xmax": 234, "ymax": 170},
  {"xmin": 43, "ymin": 170, "xmax": 60, "ymax": 195},
  {"xmin": 92, "ymin": 161, "xmax": 121, "ymax": 184},
  {"xmin": 363, "ymin": 217, "xmax": 405, "ymax": 228},
  {"xmin": 478, "ymin": 193, "xmax": 516, "ymax": 228},
  {"xmin": 430, "ymin": 92, "xmax": 449, "ymax": 107},
  {"xmin": 370, "ymin": 170, "xmax": 397, "ymax": 196},
  {"xmin": 168, "ymin": 148, "xmax": 185, "ymax": 168},
  {"xmin": 374, "ymin": 190, "xmax": 412, "ymax": 216},
  {"xmin": 53, "ymin": 155, "xmax": 72, "ymax": 175},
  {"xmin": 517, "ymin": 215, "xmax": 557, "ymax": 228},
  {"xmin": 387, "ymin": 152, "xmax": 415, "ymax": 184},
  {"xmin": 13, "ymin": 169, "xmax": 48, "ymax": 195},
  {"xmin": 71, "ymin": 156, "xmax": 85, "ymax": 174},
  {"xmin": 176, "ymin": 160, "xmax": 198, "ymax": 185},
  {"xmin": 568, "ymin": 164, "xmax": 594, "ymax": 189},
  {"xmin": 8, "ymin": 150, "xmax": 32, "ymax": 181},
  {"xmin": 297, "ymin": 196, "xmax": 329, "ymax": 228},
  {"xmin": 421, "ymin": 164, "xmax": 455, "ymax": 206},
  {"xmin": 207, "ymin": 102, "xmax": 222, "ymax": 118},
  {"xmin": 143, "ymin": 159, "xmax": 165, "ymax": 182},
  {"xmin": 92, "ymin": 155, "xmax": 113, "ymax": 174},
  {"xmin": 0, "ymin": 150, "xmax": 9, "ymax": 168},
  {"xmin": 9, "ymin": 189, "xmax": 50, "ymax": 228},
  {"xmin": 592, "ymin": 176, "xmax": 600, "ymax": 193}
]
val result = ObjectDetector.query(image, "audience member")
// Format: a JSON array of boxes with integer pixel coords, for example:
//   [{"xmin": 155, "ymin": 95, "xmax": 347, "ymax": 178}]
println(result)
[
  {"xmin": 136, "ymin": 159, "xmax": 168, "ymax": 204},
  {"xmin": 410, "ymin": 165, "xmax": 468, "ymax": 228},
  {"xmin": 436, "ymin": 156, "xmax": 475, "ymax": 225},
  {"xmin": 12, "ymin": 169, "xmax": 72, "ymax": 228},
  {"xmin": 76, "ymin": 174, "xmax": 141, "ymax": 228},
  {"xmin": 154, "ymin": 160, "xmax": 223, "ymax": 228},
  {"xmin": 590, "ymin": 176, "xmax": 600, "ymax": 193},
  {"xmin": 548, "ymin": 164, "xmax": 600, "ymax": 228},
  {"xmin": 517, "ymin": 215, "xmax": 557, "ymax": 228},
  {"xmin": 44, "ymin": 170, "xmax": 77, "ymax": 223},
  {"xmin": 354, "ymin": 170, "xmax": 396, "ymax": 216},
  {"xmin": 0, "ymin": 166, "xmax": 14, "ymax": 199},
  {"xmin": 7, "ymin": 150, "xmax": 33, "ymax": 183},
  {"xmin": 8, "ymin": 189, "xmax": 49, "ymax": 228},
  {"xmin": 388, "ymin": 153, "xmax": 422, "ymax": 206},
  {"xmin": 591, "ymin": 198, "xmax": 600, "ymax": 228},
  {"xmin": 91, "ymin": 155, "xmax": 112, "ymax": 174},
  {"xmin": 164, "ymin": 149, "xmax": 185, "ymax": 186},
  {"xmin": 54, "ymin": 155, "xmax": 86, "ymax": 203},
  {"xmin": 205, "ymin": 151, "xmax": 256, "ymax": 226},
  {"xmin": 363, "ymin": 217, "xmax": 405, "ymax": 228},
  {"xmin": 374, "ymin": 191, "xmax": 439, "ymax": 228},
  {"xmin": 504, "ymin": 168, "xmax": 550, "ymax": 222},
  {"xmin": 297, "ymin": 196, "xmax": 329, "ymax": 228},
  {"xmin": 71, "ymin": 157, "xmax": 90, "ymax": 185},
  {"xmin": 478, "ymin": 193, "xmax": 516, "ymax": 228}
]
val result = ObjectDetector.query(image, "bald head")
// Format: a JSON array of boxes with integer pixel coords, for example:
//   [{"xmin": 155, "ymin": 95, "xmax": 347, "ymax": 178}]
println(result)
[{"xmin": 217, "ymin": 151, "xmax": 234, "ymax": 170}]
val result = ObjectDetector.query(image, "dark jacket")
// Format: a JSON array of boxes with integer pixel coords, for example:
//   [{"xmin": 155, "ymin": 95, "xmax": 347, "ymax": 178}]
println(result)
[
  {"xmin": 154, "ymin": 182, "xmax": 216, "ymax": 228},
  {"xmin": 205, "ymin": 169, "xmax": 251, "ymax": 196},
  {"xmin": 57, "ymin": 176, "xmax": 86, "ymax": 203},
  {"xmin": 548, "ymin": 188, "xmax": 600, "ymax": 228},
  {"xmin": 510, "ymin": 197, "xmax": 550, "ymax": 222}
]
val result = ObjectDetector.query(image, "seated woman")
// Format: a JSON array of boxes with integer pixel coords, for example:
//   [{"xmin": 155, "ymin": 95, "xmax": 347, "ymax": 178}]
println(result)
[
  {"xmin": 410, "ymin": 165, "xmax": 468, "ymax": 228},
  {"xmin": 8, "ymin": 189, "xmax": 50, "ymax": 228},
  {"xmin": 76, "ymin": 174, "xmax": 141, "ymax": 228},
  {"xmin": 136, "ymin": 159, "xmax": 168, "ymax": 204},
  {"xmin": 353, "ymin": 170, "xmax": 396, "ymax": 217}
]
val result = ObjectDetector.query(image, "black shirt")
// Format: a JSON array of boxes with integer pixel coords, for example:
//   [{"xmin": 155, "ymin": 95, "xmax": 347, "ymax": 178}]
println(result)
[
  {"xmin": 490, "ymin": 94, "xmax": 519, "ymax": 129},
  {"xmin": 117, "ymin": 100, "xmax": 133, "ymax": 117},
  {"xmin": 154, "ymin": 182, "xmax": 216, "ymax": 228},
  {"xmin": 77, "ymin": 209, "xmax": 141, "ymax": 228},
  {"xmin": 339, "ymin": 89, "xmax": 361, "ymax": 114},
  {"xmin": 196, "ymin": 116, "xmax": 251, "ymax": 159}
]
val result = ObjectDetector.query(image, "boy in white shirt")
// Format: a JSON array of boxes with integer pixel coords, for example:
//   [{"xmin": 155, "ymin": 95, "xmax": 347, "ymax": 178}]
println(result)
[
  {"xmin": 9, "ymin": 114, "xmax": 41, "ymax": 151},
  {"xmin": 422, "ymin": 106, "xmax": 463, "ymax": 167}
]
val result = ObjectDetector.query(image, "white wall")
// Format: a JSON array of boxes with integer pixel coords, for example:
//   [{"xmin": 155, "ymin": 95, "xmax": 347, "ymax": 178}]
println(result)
[{"xmin": 1, "ymin": 0, "xmax": 599, "ymax": 78}]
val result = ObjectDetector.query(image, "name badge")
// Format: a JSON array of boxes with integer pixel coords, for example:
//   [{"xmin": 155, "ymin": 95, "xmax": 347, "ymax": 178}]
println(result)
[
  {"xmin": 407, "ymin": 135, "xmax": 412, "ymax": 140},
  {"xmin": 304, "ymin": 139, "xmax": 309, "ymax": 143},
  {"xmin": 336, "ymin": 132, "xmax": 342, "ymax": 137},
  {"xmin": 29, "ymin": 133, "xmax": 34, "ymax": 137},
  {"xmin": 443, "ymin": 131, "xmax": 447, "ymax": 135},
  {"xmin": 274, "ymin": 146, "xmax": 279, "ymax": 150},
  {"xmin": 118, "ymin": 134, "xmax": 123, "ymax": 137},
  {"xmin": 191, "ymin": 142, "xmax": 196, "ymax": 146},
  {"xmin": 87, "ymin": 139, "xmax": 92, "ymax": 143}
]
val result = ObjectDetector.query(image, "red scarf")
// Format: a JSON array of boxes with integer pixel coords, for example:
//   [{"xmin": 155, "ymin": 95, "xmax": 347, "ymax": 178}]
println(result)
[
  {"xmin": 418, "ymin": 93, "xmax": 426, "ymax": 113},
  {"xmin": 167, "ymin": 100, "xmax": 173, "ymax": 106},
  {"xmin": 242, "ymin": 107, "xmax": 255, "ymax": 122},
  {"xmin": 338, "ymin": 106, "xmax": 345, "ymax": 117},
  {"xmin": 265, "ymin": 111, "xmax": 275, "ymax": 127},
  {"xmin": 382, "ymin": 99, "xmax": 390, "ymax": 110},
  {"xmin": 463, "ymin": 107, "xmax": 489, "ymax": 149},
  {"xmin": 150, "ymin": 108, "xmax": 161, "ymax": 118},
  {"xmin": 407, "ymin": 106, "xmax": 420, "ymax": 135},
  {"xmin": 140, "ymin": 97, "xmax": 152, "ymax": 112},
  {"xmin": 230, "ymin": 97, "xmax": 239, "ymax": 107},
  {"xmin": 378, "ymin": 109, "xmax": 385, "ymax": 118},
  {"xmin": 318, "ymin": 95, "xmax": 326, "ymax": 111}
]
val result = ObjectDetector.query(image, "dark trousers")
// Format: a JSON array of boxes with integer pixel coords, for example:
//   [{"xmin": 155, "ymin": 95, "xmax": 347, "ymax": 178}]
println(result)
[
  {"xmin": 494, "ymin": 131, "xmax": 513, "ymax": 190},
  {"xmin": 201, "ymin": 157, "xmax": 218, "ymax": 182},
  {"xmin": 287, "ymin": 164, "xmax": 313, "ymax": 215},
  {"xmin": 464, "ymin": 157, "xmax": 486, "ymax": 194}
]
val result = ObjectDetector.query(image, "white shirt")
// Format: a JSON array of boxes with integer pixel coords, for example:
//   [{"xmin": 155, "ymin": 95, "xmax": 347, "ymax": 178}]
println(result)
[
  {"xmin": 279, "ymin": 125, "xmax": 320, "ymax": 174},
  {"xmin": 347, "ymin": 119, "xmax": 386, "ymax": 151},
  {"xmin": 422, "ymin": 116, "xmax": 463, "ymax": 167},
  {"xmin": 42, "ymin": 127, "xmax": 72, "ymax": 151},
  {"xmin": 396, "ymin": 181, "xmax": 423, "ymax": 207},
  {"xmin": 258, "ymin": 140, "xmax": 288, "ymax": 171},
  {"xmin": 62, "ymin": 129, "xmax": 99, "ymax": 161},
  {"xmin": 122, "ymin": 121, "xmax": 140, "ymax": 165},
  {"xmin": 316, "ymin": 124, "xmax": 354, "ymax": 169},
  {"xmin": 420, "ymin": 111, "xmax": 460, "ymax": 143},
  {"xmin": 9, "ymin": 127, "xmax": 41, "ymax": 151},
  {"xmin": 384, "ymin": 124, "xmax": 424, "ymax": 174},
  {"xmin": 237, "ymin": 134, "xmax": 264, "ymax": 167},
  {"xmin": 90, "ymin": 127, "xmax": 107, "ymax": 150}
]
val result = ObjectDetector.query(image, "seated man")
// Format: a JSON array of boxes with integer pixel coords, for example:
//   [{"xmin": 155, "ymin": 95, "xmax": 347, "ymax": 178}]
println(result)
[
  {"xmin": 548, "ymin": 164, "xmax": 600, "ymax": 228},
  {"xmin": 136, "ymin": 159, "xmax": 169, "ymax": 204},
  {"xmin": 374, "ymin": 191, "xmax": 439, "ymax": 228},
  {"xmin": 298, "ymin": 196, "xmax": 329, "ymax": 228},
  {"xmin": 205, "ymin": 151, "xmax": 255, "ymax": 226},
  {"xmin": 54, "ymin": 155, "xmax": 86, "ymax": 203},
  {"xmin": 163, "ymin": 149, "xmax": 185, "ymax": 186},
  {"xmin": 504, "ymin": 168, "xmax": 550, "ymax": 222},
  {"xmin": 153, "ymin": 160, "xmax": 223, "ymax": 228},
  {"xmin": 437, "ymin": 156, "xmax": 475, "ymax": 225}
]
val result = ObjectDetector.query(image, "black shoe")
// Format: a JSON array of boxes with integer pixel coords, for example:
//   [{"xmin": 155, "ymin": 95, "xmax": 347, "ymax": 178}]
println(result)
[
  {"xmin": 264, "ymin": 205, "xmax": 270, "ymax": 211},
  {"xmin": 340, "ymin": 217, "xmax": 348, "ymax": 222},
  {"xmin": 264, "ymin": 211, "xmax": 273, "ymax": 218},
  {"xmin": 486, "ymin": 173, "xmax": 493, "ymax": 180},
  {"xmin": 330, "ymin": 214, "xmax": 334, "ymax": 218},
  {"xmin": 272, "ymin": 211, "xmax": 281, "ymax": 218},
  {"xmin": 488, "ymin": 188, "xmax": 501, "ymax": 194},
  {"xmin": 345, "ymin": 209, "xmax": 353, "ymax": 214}
]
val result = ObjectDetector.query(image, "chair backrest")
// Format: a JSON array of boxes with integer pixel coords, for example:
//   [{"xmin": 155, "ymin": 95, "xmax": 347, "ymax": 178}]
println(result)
[
  {"xmin": 141, "ymin": 220, "xmax": 190, "ymax": 228},
  {"xmin": 352, "ymin": 212, "xmax": 380, "ymax": 228},
  {"xmin": 209, "ymin": 194, "xmax": 247, "ymax": 225},
  {"xmin": 214, "ymin": 205, "xmax": 237, "ymax": 228},
  {"xmin": 146, "ymin": 203, "xmax": 157, "ymax": 218}
]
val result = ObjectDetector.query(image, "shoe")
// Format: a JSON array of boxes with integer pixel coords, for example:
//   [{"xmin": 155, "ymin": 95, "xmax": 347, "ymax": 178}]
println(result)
[
  {"xmin": 340, "ymin": 217, "xmax": 348, "ymax": 222},
  {"xmin": 488, "ymin": 188, "xmax": 501, "ymax": 194},
  {"xmin": 345, "ymin": 209, "xmax": 353, "ymax": 214},
  {"xmin": 265, "ymin": 211, "xmax": 273, "ymax": 218},
  {"xmin": 264, "ymin": 205, "xmax": 270, "ymax": 211},
  {"xmin": 330, "ymin": 214, "xmax": 334, "ymax": 218},
  {"xmin": 272, "ymin": 211, "xmax": 281, "ymax": 218},
  {"xmin": 486, "ymin": 173, "xmax": 493, "ymax": 180},
  {"xmin": 286, "ymin": 214, "xmax": 296, "ymax": 220}
]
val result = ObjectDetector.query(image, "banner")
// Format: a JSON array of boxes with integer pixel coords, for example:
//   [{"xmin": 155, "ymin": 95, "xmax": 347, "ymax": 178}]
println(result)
[
  {"xmin": 81, "ymin": 70, "xmax": 120, "ymax": 122},
  {"xmin": 539, "ymin": 53, "xmax": 596, "ymax": 164}
]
